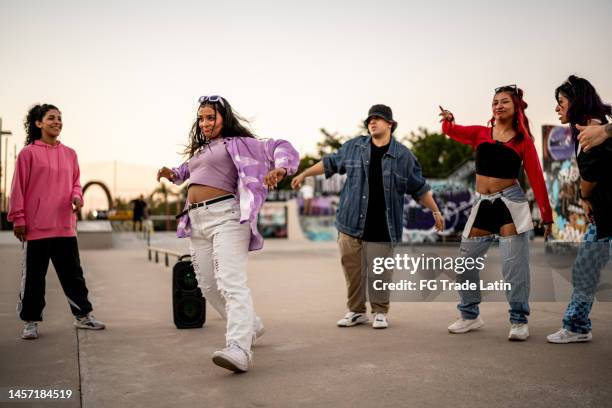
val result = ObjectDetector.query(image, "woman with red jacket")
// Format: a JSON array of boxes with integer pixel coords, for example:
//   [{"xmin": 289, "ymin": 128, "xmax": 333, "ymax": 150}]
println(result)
[
  {"xmin": 439, "ymin": 86, "xmax": 553, "ymax": 341},
  {"xmin": 8, "ymin": 104, "xmax": 105, "ymax": 340}
]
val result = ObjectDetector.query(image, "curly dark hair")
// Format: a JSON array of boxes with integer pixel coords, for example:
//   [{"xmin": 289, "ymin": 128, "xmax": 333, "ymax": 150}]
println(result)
[
  {"xmin": 24, "ymin": 104, "xmax": 60, "ymax": 145},
  {"xmin": 183, "ymin": 96, "xmax": 256, "ymax": 159}
]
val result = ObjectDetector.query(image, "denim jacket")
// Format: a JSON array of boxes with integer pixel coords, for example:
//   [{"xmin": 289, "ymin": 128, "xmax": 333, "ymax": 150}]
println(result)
[
  {"xmin": 171, "ymin": 136, "xmax": 299, "ymax": 251},
  {"xmin": 323, "ymin": 135, "xmax": 430, "ymax": 242}
]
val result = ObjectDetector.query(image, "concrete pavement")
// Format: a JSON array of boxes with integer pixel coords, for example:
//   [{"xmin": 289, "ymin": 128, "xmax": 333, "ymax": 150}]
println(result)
[{"xmin": 1, "ymin": 232, "xmax": 611, "ymax": 408}]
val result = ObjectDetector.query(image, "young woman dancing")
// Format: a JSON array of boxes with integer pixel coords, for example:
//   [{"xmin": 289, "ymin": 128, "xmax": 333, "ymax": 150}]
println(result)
[{"xmin": 157, "ymin": 95, "xmax": 299, "ymax": 372}]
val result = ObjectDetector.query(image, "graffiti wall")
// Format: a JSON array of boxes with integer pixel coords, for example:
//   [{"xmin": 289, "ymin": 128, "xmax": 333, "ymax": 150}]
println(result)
[
  {"xmin": 403, "ymin": 181, "xmax": 474, "ymax": 243},
  {"xmin": 299, "ymin": 215, "xmax": 337, "ymax": 241},
  {"xmin": 542, "ymin": 125, "xmax": 586, "ymax": 242},
  {"xmin": 258, "ymin": 204, "xmax": 288, "ymax": 238},
  {"xmin": 295, "ymin": 195, "xmax": 338, "ymax": 241}
]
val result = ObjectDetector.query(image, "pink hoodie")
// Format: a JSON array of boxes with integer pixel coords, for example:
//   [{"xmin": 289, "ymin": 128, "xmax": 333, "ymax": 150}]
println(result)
[{"xmin": 8, "ymin": 140, "xmax": 83, "ymax": 241}]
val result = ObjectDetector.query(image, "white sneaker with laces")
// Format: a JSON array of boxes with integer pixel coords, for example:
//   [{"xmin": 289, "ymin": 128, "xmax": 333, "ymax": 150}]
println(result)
[
  {"xmin": 372, "ymin": 313, "xmax": 388, "ymax": 329},
  {"xmin": 74, "ymin": 313, "xmax": 106, "ymax": 330},
  {"xmin": 547, "ymin": 328, "xmax": 592, "ymax": 344},
  {"xmin": 448, "ymin": 317, "xmax": 484, "ymax": 334},
  {"xmin": 337, "ymin": 312, "xmax": 369, "ymax": 327},
  {"xmin": 508, "ymin": 323, "xmax": 529, "ymax": 341},
  {"xmin": 22, "ymin": 321, "xmax": 38, "ymax": 339},
  {"xmin": 212, "ymin": 343, "xmax": 252, "ymax": 373}
]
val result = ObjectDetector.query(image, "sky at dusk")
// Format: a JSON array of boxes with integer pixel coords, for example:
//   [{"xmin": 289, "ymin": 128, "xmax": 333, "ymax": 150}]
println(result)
[{"xmin": 1, "ymin": 0, "xmax": 611, "ymax": 210}]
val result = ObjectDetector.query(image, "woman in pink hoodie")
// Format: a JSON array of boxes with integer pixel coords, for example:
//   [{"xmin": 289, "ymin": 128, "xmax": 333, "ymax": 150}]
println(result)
[{"xmin": 8, "ymin": 104, "xmax": 105, "ymax": 340}]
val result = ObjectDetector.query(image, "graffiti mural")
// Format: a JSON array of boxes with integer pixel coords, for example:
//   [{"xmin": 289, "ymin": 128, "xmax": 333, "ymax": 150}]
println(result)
[
  {"xmin": 300, "ymin": 215, "xmax": 337, "ymax": 241},
  {"xmin": 403, "ymin": 181, "xmax": 474, "ymax": 243},
  {"xmin": 258, "ymin": 204, "xmax": 288, "ymax": 238},
  {"xmin": 296, "ymin": 195, "xmax": 338, "ymax": 241},
  {"xmin": 542, "ymin": 125, "xmax": 586, "ymax": 242}
]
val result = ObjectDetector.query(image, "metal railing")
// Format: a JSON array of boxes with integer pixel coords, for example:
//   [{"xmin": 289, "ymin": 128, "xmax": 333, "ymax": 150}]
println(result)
[{"xmin": 147, "ymin": 246, "xmax": 186, "ymax": 267}]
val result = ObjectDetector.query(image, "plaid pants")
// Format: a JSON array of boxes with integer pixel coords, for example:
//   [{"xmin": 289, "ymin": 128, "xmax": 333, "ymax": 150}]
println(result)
[{"xmin": 562, "ymin": 224, "xmax": 612, "ymax": 333}]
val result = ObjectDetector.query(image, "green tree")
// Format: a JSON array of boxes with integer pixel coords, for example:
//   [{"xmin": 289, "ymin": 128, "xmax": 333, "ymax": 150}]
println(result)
[
  {"xmin": 403, "ymin": 127, "xmax": 473, "ymax": 179},
  {"xmin": 113, "ymin": 197, "xmax": 131, "ymax": 211},
  {"xmin": 279, "ymin": 128, "xmax": 351, "ymax": 190},
  {"xmin": 278, "ymin": 154, "xmax": 319, "ymax": 190},
  {"xmin": 316, "ymin": 128, "xmax": 351, "ymax": 157}
]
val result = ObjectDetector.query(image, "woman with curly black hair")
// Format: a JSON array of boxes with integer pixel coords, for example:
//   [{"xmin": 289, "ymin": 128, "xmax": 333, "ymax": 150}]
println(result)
[{"xmin": 8, "ymin": 104, "xmax": 105, "ymax": 340}]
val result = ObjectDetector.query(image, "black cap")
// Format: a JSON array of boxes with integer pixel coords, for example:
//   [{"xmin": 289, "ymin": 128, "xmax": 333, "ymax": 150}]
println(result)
[{"xmin": 364, "ymin": 104, "xmax": 397, "ymax": 133}]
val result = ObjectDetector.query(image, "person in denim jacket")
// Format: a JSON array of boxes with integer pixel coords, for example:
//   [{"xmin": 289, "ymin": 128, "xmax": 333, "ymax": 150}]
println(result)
[
  {"xmin": 292, "ymin": 104, "xmax": 443, "ymax": 329},
  {"xmin": 157, "ymin": 95, "xmax": 299, "ymax": 372}
]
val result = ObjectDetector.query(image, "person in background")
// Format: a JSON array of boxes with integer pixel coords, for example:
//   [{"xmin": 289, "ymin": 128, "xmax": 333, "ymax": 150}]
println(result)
[
  {"xmin": 131, "ymin": 194, "xmax": 147, "ymax": 232},
  {"xmin": 299, "ymin": 178, "xmax": 314, "ymax": 215}
]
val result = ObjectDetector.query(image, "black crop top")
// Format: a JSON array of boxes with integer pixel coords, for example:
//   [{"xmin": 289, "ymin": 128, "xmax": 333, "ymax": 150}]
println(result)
[
  {"xmin": 475, "ymin": 142, "xmax": 522, "ymax": 179},
  {"xmin": 442, "ymin": 121, "xmax": 553, "ymax": 223}
]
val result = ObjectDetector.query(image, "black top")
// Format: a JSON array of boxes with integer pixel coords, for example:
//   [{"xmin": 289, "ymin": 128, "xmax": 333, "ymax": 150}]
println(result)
[
  {"xmin": 575, "ymin": 130, "xmax": 612, "ymax": 239},
  {"xmin": 475, "ymin": 142, "xmax": 522, "ymax": 179},
  {"xmin": 132, "ymin": 199, "xmax": 147, "ymax": 218},
  {"xmin": 362, "ymin": 141, "xmax": 391, "ymax": 242}
]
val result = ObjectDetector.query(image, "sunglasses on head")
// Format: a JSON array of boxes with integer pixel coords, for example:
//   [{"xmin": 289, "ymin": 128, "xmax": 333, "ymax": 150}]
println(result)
[
  {"xmin": 198, "ymin": 95, "xmax": 225, "ymax": 107},
  {"xmin": 494, "ymin": 84, "xmax": 519, "ymax": 95}
]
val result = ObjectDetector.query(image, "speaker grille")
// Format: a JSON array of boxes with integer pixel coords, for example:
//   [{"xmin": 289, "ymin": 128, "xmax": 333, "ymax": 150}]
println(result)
[{"xmin": 173, "ymin": 257, "xmax": 206, "ymax": 329}]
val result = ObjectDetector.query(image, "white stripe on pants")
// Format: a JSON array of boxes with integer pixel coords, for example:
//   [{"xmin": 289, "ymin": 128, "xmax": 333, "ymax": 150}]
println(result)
[
  {"xmin": 17, "ymin": 242, "xmax": 28, "ymax": 318},
  {"xmin": 189, "ymin": 199, "xmax": 255, "ymax": 351}
]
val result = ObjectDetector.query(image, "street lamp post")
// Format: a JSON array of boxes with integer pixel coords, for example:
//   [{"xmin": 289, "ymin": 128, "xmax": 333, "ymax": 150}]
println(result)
[{"xmin": 0, "ymin": 118, "xmax": 14, "ymax": 213}]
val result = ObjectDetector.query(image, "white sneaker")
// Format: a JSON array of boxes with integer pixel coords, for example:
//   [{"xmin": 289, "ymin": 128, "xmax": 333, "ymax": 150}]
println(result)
[
  {"xmin": 22, "ymin": 321, "xmax": 38, "ymax": 339},
  {"xmin": 74, "ymin": 313, "xmax": 106, "ymax": 330},
  {"xmin": 372, "ymin": 313, "xmax": 388, "ymax": 329},
  {"xmin": 337, "ymin": 312, "xmax": 369, "ymax": 327},
  {"xmin": 448, "ymin": 317, "xmax": 484, "ymax": 334},
  {"xmin": 508, "ymin": 323, "xmax": 529, "ymax": 341},
  {"xmin": 252, "ymin": 317, "xmax": 265, "ymax": 345},
  {"xmin": 547, "ymin": 328, "xmax": 592, "ymax": 344},
  {"xmin": 212, "ymin": 343, "xmax": 252, "ymax": 373}
]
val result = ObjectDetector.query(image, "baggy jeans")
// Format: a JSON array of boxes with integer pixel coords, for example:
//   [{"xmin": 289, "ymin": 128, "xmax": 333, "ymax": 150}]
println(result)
[
  {"xmin": 189, "ymin": 199, "xmax": 257, "ymax": 351},
  {"xmin": 456, "ymin": 232, "xmax": 531, "ymax": 324},
  {"xmin": 562, "ymin": 223, "xmax": 612, "ymax": 333}
]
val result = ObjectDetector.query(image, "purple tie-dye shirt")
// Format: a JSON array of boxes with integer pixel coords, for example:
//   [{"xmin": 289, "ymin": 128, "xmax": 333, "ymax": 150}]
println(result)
[{"xmin": 171, "ymin": 136, "xmax": 299, "ymax": 251}]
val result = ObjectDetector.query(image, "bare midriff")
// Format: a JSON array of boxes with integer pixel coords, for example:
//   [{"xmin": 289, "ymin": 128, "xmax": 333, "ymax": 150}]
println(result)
[
  {"xmin": 475, "ymin": 175, "xmax": 517, "ymax": 195},
  {"xmin": 188, "ymin": 184, "xmax": 233, "ymax": 203}
]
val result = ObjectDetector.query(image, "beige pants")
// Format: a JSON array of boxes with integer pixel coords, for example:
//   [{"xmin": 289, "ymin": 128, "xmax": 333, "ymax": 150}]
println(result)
[{"xmin": 338, "ymin": 232, "xmax": 391, "ymax": 314}]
